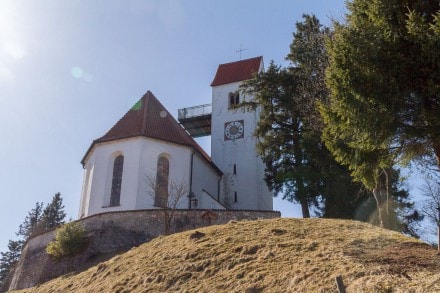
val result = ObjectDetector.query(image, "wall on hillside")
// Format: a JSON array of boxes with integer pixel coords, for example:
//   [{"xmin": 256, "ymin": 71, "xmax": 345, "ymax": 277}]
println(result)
[{"xmin": 6, "ymin": 209, "xmax": 280, "ymax": 292}]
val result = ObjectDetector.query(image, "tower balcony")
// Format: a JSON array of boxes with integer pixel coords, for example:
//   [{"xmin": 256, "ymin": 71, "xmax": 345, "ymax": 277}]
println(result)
[{"xmin": 178, "ymin": 103, "xmax": 212, "ymax": 137}]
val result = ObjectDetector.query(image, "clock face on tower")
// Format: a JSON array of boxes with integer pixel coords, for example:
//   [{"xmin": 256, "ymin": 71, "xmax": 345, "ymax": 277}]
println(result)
[{"xmin": 224, "ymin": 120, "xmax": 244, "ymax": 140}]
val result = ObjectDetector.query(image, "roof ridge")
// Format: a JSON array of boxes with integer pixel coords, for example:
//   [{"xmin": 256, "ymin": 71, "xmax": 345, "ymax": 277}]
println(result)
[
  {"xmin": 143, "ymin": 94, "xmax": 215, "ymax": 166},
  {"xmin": 81, "ymin": 91, "xmax": 222, "ymax": 175},
  {"xmin": 140, "ymin": 91, "xmax": 151, "ymax": 135},
  {"xmin": 217, "ymin": 56, "xmax": 262, "ymax": 66}
]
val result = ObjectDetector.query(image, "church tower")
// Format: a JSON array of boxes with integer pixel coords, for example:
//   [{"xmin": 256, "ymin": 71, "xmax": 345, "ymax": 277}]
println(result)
[
  {"xmin": 209, "ymin": 57, "xmax": 272, "ymax": 210},
  {"xmin": 178, "ymin": 57, "xmax": 274, "ymax": 210}
]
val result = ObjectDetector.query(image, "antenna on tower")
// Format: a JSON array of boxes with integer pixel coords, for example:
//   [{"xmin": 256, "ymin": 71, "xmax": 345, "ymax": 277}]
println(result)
[{"xmin": 235, "ymin": 44, "xmax": 248, "ymax": 60}]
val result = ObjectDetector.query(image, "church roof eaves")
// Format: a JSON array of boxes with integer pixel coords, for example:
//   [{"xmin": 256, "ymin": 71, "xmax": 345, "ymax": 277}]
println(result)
[
  {"xmin": 81, "ymin": 91, "xmax": 222, "ymax": 176},
  {"xmin": 210, "ymin": 56, "xmax": 263, "ymax": 87}
]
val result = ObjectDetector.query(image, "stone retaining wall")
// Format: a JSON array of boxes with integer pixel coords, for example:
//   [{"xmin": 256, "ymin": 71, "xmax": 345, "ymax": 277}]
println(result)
[{"xmin": 5, "ymin": 209, "xmax": 280, "ymax": 292}]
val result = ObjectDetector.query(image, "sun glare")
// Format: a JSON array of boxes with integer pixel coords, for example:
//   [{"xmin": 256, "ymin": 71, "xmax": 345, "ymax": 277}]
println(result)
[
  {"xmin": 0, "ymin": 0, "xmax": 27, "ymax": 81},
  {"xmin": 3, "ymin": 41, "xmax": 26, "ymax": 60}
]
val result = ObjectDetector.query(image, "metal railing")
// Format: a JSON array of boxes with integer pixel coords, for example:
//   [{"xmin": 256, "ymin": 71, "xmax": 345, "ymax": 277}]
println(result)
[{"xmin": 178, "ymin": 103, "xmax": 212, "ymax": 120}]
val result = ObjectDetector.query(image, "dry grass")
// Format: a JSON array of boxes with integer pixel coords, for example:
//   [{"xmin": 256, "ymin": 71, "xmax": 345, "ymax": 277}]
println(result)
[{"xmin": 16, "ymin": 218, "xmax": 440, "ymax": 292}]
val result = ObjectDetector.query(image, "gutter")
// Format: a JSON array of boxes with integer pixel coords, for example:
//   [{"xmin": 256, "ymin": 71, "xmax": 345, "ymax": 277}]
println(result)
[
  {"xmin": 217, "ymin": 175, "xmax": 222, "ymax": 202},
  {"xmin": 189, "ymin": 149, "xmax": 195, "ymax": 209}
]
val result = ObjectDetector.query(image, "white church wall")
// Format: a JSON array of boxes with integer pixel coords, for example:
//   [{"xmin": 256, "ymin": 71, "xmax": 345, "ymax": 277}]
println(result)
[
  {"xmin": 135, "ymin": 137, "xmax": 193, "ymax": 210},
  {"xmin": 81, "ymin": 138, "xmax": 144, "ymax": 216},
  {"xmin": 84, "ymin": 150, "xmax": 106, "ymax": 216},
  {"xmin": 255, "ymin": 153, "xmax": 273, "ymax": 210},
  {"xmin": 78, "ymin": 161, "xmax": 93, "ymax": 218},
  {"xmin": 199, "ymin": 190, "xmax": 226, "ymax": 210},
  {"xmin": 191, "ymin": 153, "xmax": 222, "ymax": 209},
  {"xmin": 211, "ymin": 81, "xmax": 264, "ymax": 210},
  {"xmin": 81, "ymin": 136, "xmax": 226, "ymax": 217}
]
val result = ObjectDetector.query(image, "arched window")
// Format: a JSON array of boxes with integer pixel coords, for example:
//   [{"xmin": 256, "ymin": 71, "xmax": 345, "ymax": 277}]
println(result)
[
  {"xmin": 154, "ymin": 156, "xmax": 169, "ymax": 208},
  {"xmin": 110, "ymin": 155, "xmax": 124, "ymax": 206}
]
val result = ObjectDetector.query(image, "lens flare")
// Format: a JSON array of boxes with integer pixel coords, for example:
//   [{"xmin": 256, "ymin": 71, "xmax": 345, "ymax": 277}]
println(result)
[
  {"xmin": 131, "ymin": 100, "xmax": 142, "ymax": 111},
  {"xmin": 71, "ymin": 67, "xmax": 83, "ymax": 79}
]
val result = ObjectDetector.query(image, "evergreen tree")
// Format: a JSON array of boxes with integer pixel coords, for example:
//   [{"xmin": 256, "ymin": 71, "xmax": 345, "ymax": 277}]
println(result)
[
  {"xmin": 240, "ymin": 15, "xmax": 369, "ymax": 218},
  {"xmin": 0, "ymin": 240, "xmax": 21, "ymax": 288},
  {"xmin": 16, "ymin": 202, "xmax": 44, "ymax": 239},
  {"xmin": 46, "ymin": 222, "xmax": 87, "ymax": 260},
  {"xmin": 41, "ymin": 192, "xmax": 66, "ymax": 230},
  {"xmin": 240, "ymin": 14, "xmax": 422, "ymax": 233},
  {"xmin": 0, "ymin": 194, "xmax": 66, "ymax": 287},
  {"xmin": 321, "ymin": 0, "xmax": 440, "ymax": 227},
  {"xmin": 0, "ymin": 202, "xmax": 43, "ymax": 287},
  {"xmin": 240, "ymin": 62, "xmax": 313, "ymax": 217}
]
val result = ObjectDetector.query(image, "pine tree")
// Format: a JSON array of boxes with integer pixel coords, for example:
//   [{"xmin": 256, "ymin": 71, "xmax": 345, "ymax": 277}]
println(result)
[
  {"xmin": 16, "ymin": 202, "xmax": 44, "ymax": 239},
  {"xmin": 321, "ymin": 0, "xmax": 440, "ymax": 228},
  {"xmin": 0, "ymin": 203, "xmax": 42, "ymax": 287},
  {"xmin": 240, "ymin": 62, "xmax": 314, "ymax": 217},
  {"xmin": 0, "ymin": 240, "xmax": 21, "ymax": 288},
  {"xmin": 41, "ymin": 192, "xmax": 66, "ymax": 230},
  {"xmin": 240, "ymin": 15, "xmax": 369, "ymax": 218},
  {"xmin": 0, "ymin": 194, "xmax": 66, "ymax": 287}
]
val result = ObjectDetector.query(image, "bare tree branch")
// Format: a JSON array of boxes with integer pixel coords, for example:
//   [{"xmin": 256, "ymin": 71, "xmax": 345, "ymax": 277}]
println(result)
[{"xmin": 146, "ymin": 174, "xmax": 189, "ymax": 234}]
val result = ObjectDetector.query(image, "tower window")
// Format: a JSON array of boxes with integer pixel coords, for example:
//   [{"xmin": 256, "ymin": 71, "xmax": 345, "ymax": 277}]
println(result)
[
  {"xmin": 233, "ymin": 164, "xmax": 237, "ymax": 175},
  {"xmin": 228, "ymin": 92, "xmax": 240, "ymax": 108},
  {"xmin": 234, "ymin": 192, "xmax": 238, "ymax": 203},
  {"xmin": 110, "ymin": 155, "xmax": 124, "ymax": 206}
]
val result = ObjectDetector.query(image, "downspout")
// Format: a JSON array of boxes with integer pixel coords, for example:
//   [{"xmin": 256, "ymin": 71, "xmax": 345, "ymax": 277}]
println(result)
[
  {"xmin": 189, "ymin": 149, "xmax": 195, "ymax": 209},
  {"xmin": 217, "ymin": 175, "xmax": 222, "ymax": 202}
]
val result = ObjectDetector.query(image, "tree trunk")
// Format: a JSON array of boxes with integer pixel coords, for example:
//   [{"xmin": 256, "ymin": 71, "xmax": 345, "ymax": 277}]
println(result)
[
  {"xmin": 299, "ymin": 197, "xmax": 310, "ymax": 218},
  {"xmin": 372, "ymin": 187, "xmax": 386, "ymax": 228},
  {"xmin": 373, "ymin": 169, "xmax": 392, "ymax": 229}
]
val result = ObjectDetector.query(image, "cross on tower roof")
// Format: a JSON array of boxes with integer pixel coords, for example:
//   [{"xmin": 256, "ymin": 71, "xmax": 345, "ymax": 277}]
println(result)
[{"xmin": 235, "ymin": 44, "xmax": 248, "ymax": 60}]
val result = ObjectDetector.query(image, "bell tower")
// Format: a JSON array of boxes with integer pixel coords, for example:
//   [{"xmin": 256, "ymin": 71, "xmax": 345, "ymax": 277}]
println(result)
[
  {"xmin": 178, "ymin": 56, "xmax": 273, "ymax": 211},
  {"xmin": 210, "ymin": 57, "xmax": 272, "ymax": 210}
]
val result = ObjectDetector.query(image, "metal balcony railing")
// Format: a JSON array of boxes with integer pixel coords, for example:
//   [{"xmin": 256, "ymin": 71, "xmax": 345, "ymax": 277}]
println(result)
[{"xmin": 178, "ymin": 103, "xmax": 212, "ymax": 120}]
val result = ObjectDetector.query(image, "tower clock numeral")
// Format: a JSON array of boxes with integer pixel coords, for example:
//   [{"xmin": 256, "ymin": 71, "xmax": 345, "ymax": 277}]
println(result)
[{"xmin": 224, "ymin": 120, "xmax": 244, "ymax": 140}]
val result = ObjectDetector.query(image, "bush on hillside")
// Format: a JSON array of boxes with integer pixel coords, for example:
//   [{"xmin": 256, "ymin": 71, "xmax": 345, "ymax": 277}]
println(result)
[{"xmin": 46, "ymin": 222, "xmax": 87, "ymax": 260}]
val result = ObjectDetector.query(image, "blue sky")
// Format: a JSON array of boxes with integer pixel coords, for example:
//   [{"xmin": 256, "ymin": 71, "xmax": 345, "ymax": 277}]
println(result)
[{"xmin": 0, "ymin": 1, "xmax": 350, "ymax": 252}]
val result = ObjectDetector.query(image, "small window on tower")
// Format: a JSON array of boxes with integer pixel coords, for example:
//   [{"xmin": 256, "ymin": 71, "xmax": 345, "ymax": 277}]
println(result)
[
  {"xmin": 233, "ymin": 164, "xmax": 237, "ymax": 175},
  {"xmin": 228, "ymin": 92, "xmax": 240, "ymax": 108},
  {"xmin": 234, "ymin": 192, "xmax": 238, "ymax": 203}
]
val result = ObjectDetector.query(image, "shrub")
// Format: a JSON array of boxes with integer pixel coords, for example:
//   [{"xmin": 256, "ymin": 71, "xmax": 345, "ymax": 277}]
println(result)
[{"xmin": 46, "ymin": 222, "xmax": 87, "ymax": 259}]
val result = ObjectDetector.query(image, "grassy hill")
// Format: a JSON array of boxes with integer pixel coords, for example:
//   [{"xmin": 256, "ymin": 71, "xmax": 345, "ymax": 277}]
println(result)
[{"xmin": 17, "ymin": 218, "xmax": 440, "ymax": 292}]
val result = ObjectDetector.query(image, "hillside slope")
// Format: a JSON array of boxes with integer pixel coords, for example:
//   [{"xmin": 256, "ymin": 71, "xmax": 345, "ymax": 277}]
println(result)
[{"xmin": 17, "ymin": 218, "xmax": 440, "ymax": 292}]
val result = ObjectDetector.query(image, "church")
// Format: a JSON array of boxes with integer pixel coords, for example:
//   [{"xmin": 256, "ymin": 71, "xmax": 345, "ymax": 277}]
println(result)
[
  {"xmin": 5, "ymin": 57, "xmax": 278, "ymax": 293},
  {"xmin": 78, "ymin": 56, "xmax": 273, "ymax": 218}
]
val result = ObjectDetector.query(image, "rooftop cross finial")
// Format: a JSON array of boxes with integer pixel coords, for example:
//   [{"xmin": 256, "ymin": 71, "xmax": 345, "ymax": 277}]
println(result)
[{"xmin": 235, "ymin": 44, "xmax": 248, "ymax": 60}]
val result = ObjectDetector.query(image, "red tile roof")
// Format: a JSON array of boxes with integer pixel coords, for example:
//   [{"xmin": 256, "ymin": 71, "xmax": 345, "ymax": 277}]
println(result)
[
  {"xmin": 210, "ymin": 56, "xmax": 263, "ymax": 86},
  {"xmin": 81, "ymin": 91, "xmax": 222, "ymax": 175}
]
